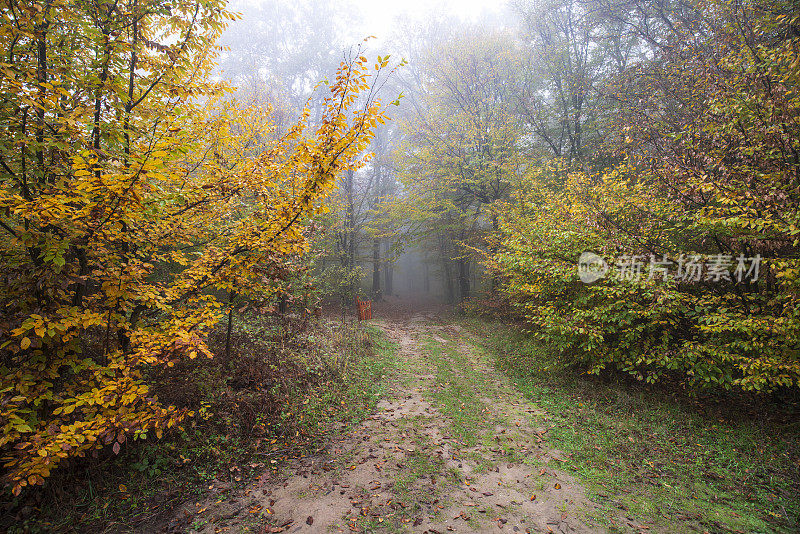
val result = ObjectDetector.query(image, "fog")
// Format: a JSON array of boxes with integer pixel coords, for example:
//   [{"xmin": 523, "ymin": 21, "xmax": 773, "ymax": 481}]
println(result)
[
  {"xmin": 212, "ymin": 0, "xmax": 647, "ymax": 305},
  {"xmin": 212, "ymin": 0, "xmax": 510, "ymax": 304}
]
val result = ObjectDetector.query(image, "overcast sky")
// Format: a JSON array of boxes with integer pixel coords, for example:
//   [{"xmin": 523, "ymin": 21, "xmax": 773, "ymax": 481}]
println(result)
[
  {"xmin": 229, "ymin": 0, "xmax": 509, "ymax": 45},
  {"xmin": 354, "ymin": 0, "xmax": 506, "ymax": 40}
]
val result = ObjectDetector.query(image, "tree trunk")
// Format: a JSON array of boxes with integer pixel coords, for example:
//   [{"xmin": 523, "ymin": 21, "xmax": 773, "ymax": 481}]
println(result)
[
  {"xmin": 371, "ymin": 157, "xmax": 383, "ymax": 298},
  {"xmin": 35, "ymin": 2, "xmax": 51, "ymax": 179},
  {"xmin": 372, "ymin": 238, "xmax": 381, "ymax": 298},
  {"xmin": 458, "ymin": 258, "xmax": 470, "ymax": 302},
  {"xmin": 490, "ymin": 213, "xmax": 500, "ymax": 293},
  {"xmin": 443, "ymin": 258, "xmax": 455, "ymax": 304},
  {"xmin": 224, "ymin": 289, "xmax": 235, "ymax": 364},
  {"xmin": 339, "ymin": 168, "xmax": 356, "ymax": 269},
  {"xmin": 346, "ymin": 168, "xmax": 355, "ymax": 269},
  {"xmin": 384, "ymin": 263, "xmax": 393, "ymax": 296}
]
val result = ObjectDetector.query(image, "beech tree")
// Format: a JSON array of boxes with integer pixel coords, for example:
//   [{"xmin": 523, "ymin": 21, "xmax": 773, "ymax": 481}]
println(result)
[
  {"xmin": 0, "ymin": 0, "xmax": 391, "ymax": 494},
  {"xmin": 494, "ymin": 0, "xmax": 800, "ymax": 392}
]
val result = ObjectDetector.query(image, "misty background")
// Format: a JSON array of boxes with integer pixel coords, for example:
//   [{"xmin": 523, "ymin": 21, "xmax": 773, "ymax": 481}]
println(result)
[{"xmin": 212, "ymin": 0, "xmax": 649, "ymax": 305}]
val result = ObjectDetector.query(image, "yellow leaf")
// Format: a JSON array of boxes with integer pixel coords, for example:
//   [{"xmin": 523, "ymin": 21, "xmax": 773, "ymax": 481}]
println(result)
[{"xmin": 20, "ymin": 337, "xmax": 30, "ymax": 350}]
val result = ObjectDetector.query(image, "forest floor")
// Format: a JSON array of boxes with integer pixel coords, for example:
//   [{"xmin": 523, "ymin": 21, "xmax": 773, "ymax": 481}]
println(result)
[
  {"xmin": 156, "ymin": 305, "xmax": 798, "ymax": 534},
  {"xmin": 160, "ymin": 309, "xmax": 600, "ymax": 534}
]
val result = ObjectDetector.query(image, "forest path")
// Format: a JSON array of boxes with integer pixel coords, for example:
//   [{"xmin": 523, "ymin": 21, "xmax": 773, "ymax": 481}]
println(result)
[{"xmin": 183, "ymin": 313, "xmax": 596, "ymax": 534}]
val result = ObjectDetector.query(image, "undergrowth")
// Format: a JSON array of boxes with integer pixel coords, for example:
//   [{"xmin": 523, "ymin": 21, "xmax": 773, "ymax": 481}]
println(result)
[
  {"xmin": 2, "ymin": 313, "xmax": 396, "ymax": 533},
  {"xmin": 465, "ymin": 318, "xmax": 800, "ymax": 533}
]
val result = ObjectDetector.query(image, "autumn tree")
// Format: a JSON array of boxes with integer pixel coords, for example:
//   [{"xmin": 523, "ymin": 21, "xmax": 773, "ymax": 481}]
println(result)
[
  {"xmin": 397, "ymin": 28, "xmax": 522, "ymax": 301},
  {"xmin": 494, "ymin": 0, "xmax": 800, "ymax": 391},
  {"xmin": 0, "ymin": 0, "xmax": 392, "ymax": 494}
]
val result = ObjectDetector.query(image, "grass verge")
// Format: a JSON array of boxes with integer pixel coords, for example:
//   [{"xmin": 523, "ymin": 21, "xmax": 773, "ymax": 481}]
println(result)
[
  {"xmin": 420, "ymin": 335, "xmax": 499, "ymax": 447},
  {"xmin": 465, "ymin": 318, "xmax": 800, "ymax": 534}
]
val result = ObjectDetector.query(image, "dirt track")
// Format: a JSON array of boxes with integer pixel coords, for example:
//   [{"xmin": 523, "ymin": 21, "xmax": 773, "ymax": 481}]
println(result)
[{"xmin": 164, "ymin": 311, "xmax": 597, "ymax": 533}]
